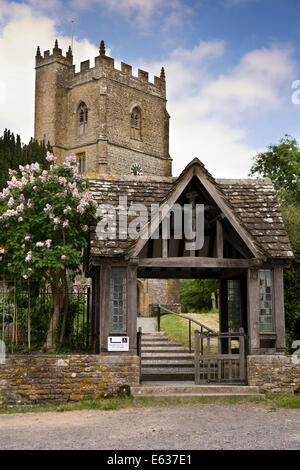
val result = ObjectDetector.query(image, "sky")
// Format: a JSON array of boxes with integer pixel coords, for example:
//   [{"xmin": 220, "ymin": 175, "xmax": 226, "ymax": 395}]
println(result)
[{"xmin": 0, "ymin": 0, "xmax": 300, "ymax": 177}]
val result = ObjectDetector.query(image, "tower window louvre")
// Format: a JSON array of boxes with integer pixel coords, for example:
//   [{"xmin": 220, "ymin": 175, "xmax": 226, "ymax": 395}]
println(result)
[
  {"xmin": 77, "ymin": 103, "xmax": 88, "ymax": 136},
  {"xmin": 130, "ymin": 107, "xmax": 141, "ymax": 140}
]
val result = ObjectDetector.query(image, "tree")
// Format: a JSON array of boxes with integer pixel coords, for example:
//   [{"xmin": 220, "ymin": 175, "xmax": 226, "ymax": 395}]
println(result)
[
  {"xmin": 180, "ymin": 279, "xmax": 219, "ymax": 313},
  {"xmin": 0, "ymin": 153, "xmax": 99, "ymax": 350},
  {"xmin": 249, "ymin": 134, "xmax": 300, "ymax": 204},
  {"xmin": 0, "ymin": 129, "xmax": 52, "ymax": 191},
  {"xmin": 249, "ymin": 134, "xmax": 300, "ymax": 351}
]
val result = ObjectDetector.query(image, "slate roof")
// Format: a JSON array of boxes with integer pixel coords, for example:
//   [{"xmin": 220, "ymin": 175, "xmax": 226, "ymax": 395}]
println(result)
[
  {"xmin": 217, "ymin": 178, "xmax": 293, "ymax": 259},
  {"xmin": 87, "ymin": 160, "xmax": 293, "ymax": 260}
]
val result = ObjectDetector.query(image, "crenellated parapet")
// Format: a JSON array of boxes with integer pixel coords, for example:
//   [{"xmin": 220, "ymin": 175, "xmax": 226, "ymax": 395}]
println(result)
[
  {"xmin": 35, "ymin": 40, "xmax": 73, "ymax": 68},
  {"xmin": 36, "ymin": 40, "xmax": 166, "ymax": 96},
  {"xmin": 34, "ymin": 38, "xmax": 171, "ymax": 176}
]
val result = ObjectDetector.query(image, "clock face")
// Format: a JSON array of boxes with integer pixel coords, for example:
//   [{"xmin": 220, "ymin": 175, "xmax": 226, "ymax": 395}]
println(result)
[{"xmin": 130, "ymin": 163, "xmax": 143, "ymax": 176}]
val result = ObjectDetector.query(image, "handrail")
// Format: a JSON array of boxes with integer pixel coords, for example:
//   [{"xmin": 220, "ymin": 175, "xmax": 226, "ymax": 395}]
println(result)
[{"xmin": 157, "ymin": 304, "xmax": 217, "ymax": 353}]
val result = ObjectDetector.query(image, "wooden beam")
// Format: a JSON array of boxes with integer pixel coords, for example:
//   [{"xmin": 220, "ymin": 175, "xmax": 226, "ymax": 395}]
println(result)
[
  {"xmin": 99, "ymin": 263, "xmax": 111, "ymax": 353},
  {"xmin": 162, "ymin": 238, "xmax": 168, "ymax": 258},
  {"xmin": 194, "ymin": 166, "xmax": 265, "ymax": 260},
  {"xmin": 127, "ymin": 264, "xmax": 137, "ymax": 352},
  {"xmin": 247, "ymin": 268, "xmax": 260, "ymax": 354},
  {"xmin": 137, "ymin": 257, "xmax": 262, "ymax": 269},
  {"xmin": 273, "ymin": 266, "xmax": 286, "ymax": 352},
  {"xmin": 127, "ymin": 166, "xmax": 195, "ymax": 258},
  {"xmin": 216, "ymin": 220, "xmax": 223, "ymax": 258},
  {"xmin": 137, "ymin": 269, "xmax": 222, "ymax": 279}
]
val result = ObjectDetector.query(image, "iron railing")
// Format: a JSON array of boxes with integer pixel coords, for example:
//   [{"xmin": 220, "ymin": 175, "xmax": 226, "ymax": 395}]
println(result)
[{"xmin": 0, "ymin": 280, "xmax": 91, "ymax": 353}]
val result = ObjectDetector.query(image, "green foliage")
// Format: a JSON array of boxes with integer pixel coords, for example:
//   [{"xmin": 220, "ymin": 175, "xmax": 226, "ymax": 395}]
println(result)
[
  {"xmin": 281, "ymin": 205, "xmax": 300, "ymax": 351},
  {"xmin": 0, "ymin": 129, "xmax": 52, "ymax": 192},
  {"xmin": 0, "ymin": 153, "xmax": 99, "ymax": 282},
  {"xmin": 180, "ymin": 279, "xmax": 218, "ymax": 312},
  {"xmin": 249, "ymin": 134, "xmax": 300, "ymax": 204},
  {"xmin": 250, "ymin": 135, "xmax": 300, "ymax": 351}
]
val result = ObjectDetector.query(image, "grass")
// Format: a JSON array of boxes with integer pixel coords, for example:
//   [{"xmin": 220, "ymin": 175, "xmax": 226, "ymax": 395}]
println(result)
[
  {"xmin": 0, "ymin": 393, "xmax": 299, "ymax": 414},
  {"xmin": 264, "ymin": 393, "xmax": 300, "ymax": 409},
  {"xmin": 160, "ymin": 311, "xmax": 219, "ymax": 351}
]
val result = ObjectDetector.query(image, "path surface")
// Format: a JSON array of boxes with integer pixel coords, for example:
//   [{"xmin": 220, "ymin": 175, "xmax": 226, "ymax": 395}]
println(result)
[
  {"xmin": 0, "ymin": 404, "xmax": 299, "ymax": 450},
  {"xmin": 137, "ymin": 317, "xmax": 157, "ymax": 333}
]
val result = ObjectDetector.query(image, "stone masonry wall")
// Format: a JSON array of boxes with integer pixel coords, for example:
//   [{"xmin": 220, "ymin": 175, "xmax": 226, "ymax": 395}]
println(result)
[
  {"xmin": 35, "ymin": 44, "xmax": 171, "ymax": 176},
  {"xmin": 247, "ymin": 355, "xmax": 300, "ymax": 394},
  {"xmin": 0, "ymin": 354, "xmax": 140, "ymax": 406}
]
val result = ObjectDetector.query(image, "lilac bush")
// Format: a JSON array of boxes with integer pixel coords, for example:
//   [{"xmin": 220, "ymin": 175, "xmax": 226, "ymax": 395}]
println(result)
[{"xmin": 0, "ymin": 153, "xmax": 99, "ymax": 349}]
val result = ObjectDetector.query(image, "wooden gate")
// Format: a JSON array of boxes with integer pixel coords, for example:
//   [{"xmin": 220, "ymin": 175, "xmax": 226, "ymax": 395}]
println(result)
[{"xmin": 194, "ymin": 328, "xmax": 246, "ymax": 384}]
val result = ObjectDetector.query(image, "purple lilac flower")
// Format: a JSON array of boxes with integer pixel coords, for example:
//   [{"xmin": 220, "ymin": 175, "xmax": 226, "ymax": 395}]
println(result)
[
  {"xmin": 46, "ymin": 152, "xmax": 56, "ymax": 163},
  {"xmin": 43, "ymin": 204, "xmax": 52, "ymax": 212},
  {"xmin": 7, "ymin": 197, "xmax": 14, "ymax": 208},
  {"xmin": 63, "ymin": 206, "xmax": 71, "ymax": 215}
]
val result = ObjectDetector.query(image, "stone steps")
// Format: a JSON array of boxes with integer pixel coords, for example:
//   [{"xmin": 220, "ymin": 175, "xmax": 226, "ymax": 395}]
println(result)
[
  {"xmin": 142, "ymin": 353, "xmax": 194, "ymax": 359},
  {"xmin": 142, "ymin": 360, "xmax": 194, "ymax": 368},
  {"xmin": 131, "ymin": 384, "xmax": 263, "ymax": 400},
  {"xmin": 139, "ymin": 332, "xmax": 247, "ymax": 387},
  {"xmin": 141, "ymin": 332, "xmax": 194, "ymax": 382}
]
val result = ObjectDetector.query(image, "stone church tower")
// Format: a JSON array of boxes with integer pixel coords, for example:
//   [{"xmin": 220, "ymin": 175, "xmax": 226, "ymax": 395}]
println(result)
[
  {"xmin": 34, "ymin": 40, "xmax": 172, "ymax": 177},
  {"xmin": 34, "ymin": 40, "xmax": 180, "ymax": 316}
]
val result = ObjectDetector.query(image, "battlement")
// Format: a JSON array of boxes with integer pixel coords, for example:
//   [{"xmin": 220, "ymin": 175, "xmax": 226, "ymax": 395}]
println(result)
[
  {"xmin": 36, "ymin": 40, "xmax": 166, "ymax": 95},
  {"xmin": 35, "ymin": 40, "xmax": 73, "ymax": 68}
]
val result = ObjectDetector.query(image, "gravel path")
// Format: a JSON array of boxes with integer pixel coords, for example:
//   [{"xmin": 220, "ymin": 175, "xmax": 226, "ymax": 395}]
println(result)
[{"xmin": 0, "ymin": 404, "xmax": 299, "ymax": 450}]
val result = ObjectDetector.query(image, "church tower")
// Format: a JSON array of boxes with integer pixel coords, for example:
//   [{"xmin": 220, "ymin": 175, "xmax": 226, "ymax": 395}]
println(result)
[{"xmin": 34, "ymin": 40, "xmax": 172, "ymax": 177}]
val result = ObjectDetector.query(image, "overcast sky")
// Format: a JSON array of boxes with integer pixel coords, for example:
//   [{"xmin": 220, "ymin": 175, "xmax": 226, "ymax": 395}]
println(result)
[{"xmin": 0, "ymin": 0, "xmax": 300, "ymax": 177}]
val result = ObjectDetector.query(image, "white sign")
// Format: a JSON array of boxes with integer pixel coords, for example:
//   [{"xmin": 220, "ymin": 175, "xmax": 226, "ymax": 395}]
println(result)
[{"xmin": 108, "ymin": 336, "xmax": 129, "ymax": 352}]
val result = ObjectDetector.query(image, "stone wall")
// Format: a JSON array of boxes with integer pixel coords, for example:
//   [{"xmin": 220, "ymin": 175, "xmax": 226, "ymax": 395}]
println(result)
[
  {"xmin": 137, "ymin": 279, "xmax": 181, "ymax": 317},
  {"xmin": 247, "ymin": 355, "xmax": 300, "ymax": 394},
  {"xmin": 35, "ymin": 43, "xmax": 172, "ymax": 176},
  {"xmin": 0, "ymin": 354, "xmax": 140, "ymax": 405}
]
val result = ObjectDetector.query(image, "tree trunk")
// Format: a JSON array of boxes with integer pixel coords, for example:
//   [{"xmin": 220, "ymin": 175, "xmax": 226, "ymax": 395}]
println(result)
[
  {"xmin": 59, "ymin": 272, "xmax": 69, "ymax": 344},
  {"xmin": 44, "ymin": 272, "xmax": 64, "ymax": 351}
]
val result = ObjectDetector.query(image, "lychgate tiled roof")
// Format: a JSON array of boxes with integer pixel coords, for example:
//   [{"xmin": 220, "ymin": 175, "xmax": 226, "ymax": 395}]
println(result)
[
  {"xmin": 217, "ymin": 178, "xmax": 293, "ymax": 259},
  {"xmin": 87, "ymin": 164, "xmax": 293, "ymax": 260},
  {"xmin": 88, "ymin": 175, "xmax": 175, "ymax": 257}
]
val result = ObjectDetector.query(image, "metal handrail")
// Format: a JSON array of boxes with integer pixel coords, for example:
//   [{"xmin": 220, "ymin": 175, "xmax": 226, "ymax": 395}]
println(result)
[{"xmin": 157, "ymin": 304, "xmax": 217, "ymax": 353}]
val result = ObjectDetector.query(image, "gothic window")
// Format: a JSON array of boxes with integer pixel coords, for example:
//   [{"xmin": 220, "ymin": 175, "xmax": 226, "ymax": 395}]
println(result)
[
  {"xmin": 130, "ymin": 107, "xmax": 141, "ymax": 140},
  {"xmin": 110, "ymin": 267, "xmax": 127, "ymax": 333},
  {"xmin": 259, "ymin": 269, "xmax": 274, "ymax": 332},
  {"xmin": 76, "ymin": 152, "xmax": 86, "ymax": 174},
  {"xmin": 77, "ymin": 103, "xmax": 88, "ymax": 136}
]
